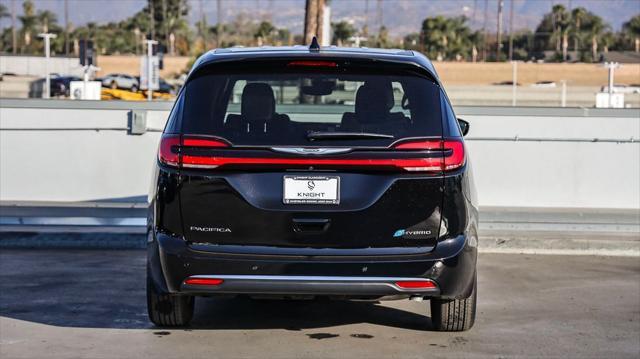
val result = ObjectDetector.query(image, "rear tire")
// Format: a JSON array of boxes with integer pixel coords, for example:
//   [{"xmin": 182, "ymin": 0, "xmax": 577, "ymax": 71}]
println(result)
[
  {"xmin": 110, "ymin": 81, "xmax": 118, "ymax": 89},
  {"xmin": 147, "ymin": 276, "xmax": 194, "ymax": 327},
  {"xmin": 130, "ymin": 85, "xmax": 138, "ymax": 93},
  {"xmin": 430, "ymin": 274, "xmax": 477, "ymax": 331}
]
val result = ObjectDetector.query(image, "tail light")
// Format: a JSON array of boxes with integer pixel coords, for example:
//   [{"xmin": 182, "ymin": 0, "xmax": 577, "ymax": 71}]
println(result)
[
  {"xmin": 158, "ymin": 134, "xmax": 181, "ymax": 167},
  {"xmin": 159, "ymin": 135, "xmax": 465, "ymax": 173},
  {"xmin": 393, "ymin": 139, "xmax": 466, "ymax": 172},
  {"xmin": 158, "ymin": 134, "xmax": 230, "ymax": 168}
]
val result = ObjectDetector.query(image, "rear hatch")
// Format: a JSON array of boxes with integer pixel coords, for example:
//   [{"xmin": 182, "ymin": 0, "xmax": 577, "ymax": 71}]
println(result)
[{"xmin": 161, "ymin": 59, "xmax": 464, "ymax": 250}]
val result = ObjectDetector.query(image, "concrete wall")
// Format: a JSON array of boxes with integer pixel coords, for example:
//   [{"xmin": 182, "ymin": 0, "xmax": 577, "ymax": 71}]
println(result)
[
  {"xmin": 1, "ymin": 56, "xmax": 85, "ymax": 77},
  {"xmin": 1, "ymin": 99, "xmax": 639, "ymax": 209}
]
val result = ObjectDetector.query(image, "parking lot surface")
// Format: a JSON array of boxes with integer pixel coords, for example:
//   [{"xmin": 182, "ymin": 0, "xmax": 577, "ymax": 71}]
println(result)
[{"xmin": 0, "ymin": 249, "xmax": 638, "ymax": 359}]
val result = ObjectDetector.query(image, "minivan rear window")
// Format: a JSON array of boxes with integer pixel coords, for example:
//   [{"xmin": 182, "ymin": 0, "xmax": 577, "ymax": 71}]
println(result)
[{"xmin": 181, "ymin": 61, "xmax": 442, "ymax": 147}]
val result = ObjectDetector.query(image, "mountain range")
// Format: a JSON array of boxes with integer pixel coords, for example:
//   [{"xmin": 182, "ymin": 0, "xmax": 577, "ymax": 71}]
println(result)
[{"xmin": 1, "ymin": 0, "xmax": 638, "ymax": 38}]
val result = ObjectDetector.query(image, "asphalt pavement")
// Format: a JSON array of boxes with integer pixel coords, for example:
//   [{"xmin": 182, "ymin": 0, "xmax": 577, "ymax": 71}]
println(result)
[{"xmin": 0, "ymin": 249, "xmax": 638, "ymax": 359}]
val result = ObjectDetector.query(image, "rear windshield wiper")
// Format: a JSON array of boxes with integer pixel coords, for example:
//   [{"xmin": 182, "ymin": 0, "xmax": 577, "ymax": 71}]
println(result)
[{"xmin": 307, "ymin": 131, "xmax": 394, "ymax": 141}]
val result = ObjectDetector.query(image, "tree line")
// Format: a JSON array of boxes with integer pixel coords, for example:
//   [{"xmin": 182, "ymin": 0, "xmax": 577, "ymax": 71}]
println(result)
[
  {"xmin": 0, "ymin": 1, "xmax": 638, "ymax": 63},
  {"xmin": 332, "ymin": 4, "xmax": 640, "ymax": 62}
]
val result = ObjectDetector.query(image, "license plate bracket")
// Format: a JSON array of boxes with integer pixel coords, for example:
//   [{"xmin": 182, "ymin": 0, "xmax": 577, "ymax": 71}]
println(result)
[{"xmin": 283, "ymin": 175, "xmax": 340, "ymax": 204}]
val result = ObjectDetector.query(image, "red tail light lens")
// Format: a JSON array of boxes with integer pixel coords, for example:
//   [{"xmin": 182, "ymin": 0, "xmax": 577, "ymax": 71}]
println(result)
[
  {"xmin": 394, "ymin": 140, "xmax": 442, "ymax": 150},
  {"xmin": 158, "ymin": 134, "xmax": 180, "ymax": 167},
  {"xmin": 159, "ymin": 135, "xmax": 464, "ymax": 173},
  {"xmin": 442, "ymin": 140, "xmax": 465, "ymax": 171},
  {"xmin": 182, "ymin": 137, "xmax": 229, "ymax": 148},
  {"xmin": 394, "ymin": 280, "xmax": 437, "ymax": 289},
  {"xmin": 184, "ymin": 277, "xmax": 224, "ymax": 286},
  {"xmin": 159, "ymin": 135, "xmax": 230, "ymax": 168},
  {"xmin": 393, "ymin": 139, "xmax": 465, "ymax": 172}
]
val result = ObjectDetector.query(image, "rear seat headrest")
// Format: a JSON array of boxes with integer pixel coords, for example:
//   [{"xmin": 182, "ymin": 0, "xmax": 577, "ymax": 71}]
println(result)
[
  {"xmin": 241, "ymin": 83, "xmax": 276, "ymax": 121},
  {"xmin": 354, "ymin": 81, "xmax": 395, "ymax": 123}
]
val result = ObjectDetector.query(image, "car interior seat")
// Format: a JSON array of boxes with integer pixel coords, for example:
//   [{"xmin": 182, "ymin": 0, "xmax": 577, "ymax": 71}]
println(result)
[
  {"xmin": 225, "ymin": 83, "xmax": 290, "ymax": 135},
  {"xmin": 341, "ymin": 81, "xmax": 409, "ymax": 131}
]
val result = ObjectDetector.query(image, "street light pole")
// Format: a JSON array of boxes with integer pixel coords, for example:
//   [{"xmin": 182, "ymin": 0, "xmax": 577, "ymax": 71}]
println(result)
[
  {"xmin": 511, "ymin": 60, "xmax": 518, "ymax": 106},
  {"xmin": 38, "ymin": 33, "xmax": 57, "ymax": 99},
  {"xmin": 144, "ymin": 39, "xmax": 158, "ymax": 101},
  {"xmin": 604, "ymin": 62, "xmax": 620, "ymax": 108}
]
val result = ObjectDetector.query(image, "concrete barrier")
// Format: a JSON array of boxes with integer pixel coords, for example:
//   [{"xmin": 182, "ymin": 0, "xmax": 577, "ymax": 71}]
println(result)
[
  {"xmin": 0, "ymin": 55, "xmax": 85, "ymax": 77},
  {"xmin": 1, "ymin": 99, "xmax": 639, "ymax": 211}
]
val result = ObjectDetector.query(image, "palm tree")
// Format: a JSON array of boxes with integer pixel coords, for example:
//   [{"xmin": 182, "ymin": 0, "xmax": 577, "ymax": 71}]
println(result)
[
  {"xmin": 584, "ymin": 15, "xmax": 609, "ymax": 61},
  {"xmin": 37, "ymin": 10, "xmax": 58, "ymax": 33},
  {"xmin": 254, "ymin": 21, "xmax": 275, "ymax": 45},
  {"xmin": 421, "ymin": 16, "xmax": 475, "ymax": 61},
  {"xmin": 332, "ymin": 21, "xmax": 355, "ymax": 46},
  {"xmin": 18, "ymin": 0, "xmax": 37, "ymax": 53},
  {"xmin": 622, "ymin": 15, "xmax": 640, "ymax": 52},
  {"xmin": 570, "ymin": 7, "xmax": 587, "ymax": 52},
  {"xmin": 549, "ymin": 5, "xmax": 569, "ymax": 53},
  {"xmin": 600, "ymin": 31, "xmax": 615, "ymax": 53}
]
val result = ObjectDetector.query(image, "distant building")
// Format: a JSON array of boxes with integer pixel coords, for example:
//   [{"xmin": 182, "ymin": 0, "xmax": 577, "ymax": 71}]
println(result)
[{"xmin": 601, "ymin": 52, "xmax": 640, "ymax": 64}]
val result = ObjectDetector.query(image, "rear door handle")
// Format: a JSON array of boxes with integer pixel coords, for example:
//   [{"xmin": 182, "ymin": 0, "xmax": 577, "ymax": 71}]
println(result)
[{"xmin": 292, "ymin": 218, "xmax": 331, "ymax": 234}]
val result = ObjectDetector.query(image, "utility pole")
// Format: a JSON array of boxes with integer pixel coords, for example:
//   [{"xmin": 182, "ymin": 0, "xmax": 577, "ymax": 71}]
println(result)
[
  {"xmin": 604, "ymin": 62, "xmax": 620, "ymax": 108},
  {"xmin": 317, "ymin": 0, "xmax": 325, "ymax": 45},
  {"xmin": 11, "ymin": 0, "xmax": 16, "ymax": 54},
  {"xmin": 38, "ymin": 33, "xmax": 57, "ymax": 99},
  {"xmin": 145, "ymin": 39, "xmax": 158, "ymax": 101},
  {"xmin": 199, "ymin": 0, "xmax": 206, "ymax": 46},
  {"xmin": 162, "ymin": 0, "xmax": 168, "ymax": 48},
  {"xmin": 64, "ymin": 0, "xmax": 69, "ymax": 55},
  {"xmin": 482, "ymin": 0, "xmax": 488, "ymax": 61},
  {"xmin": 508, "ymin": 0, "xmax": 514, "ymax": 61},
  {"xmin": 149, "ymin": 0, "xmax": 155, "ymax": 40},
  {"xmin": 217, "ymin": 0, "xmax": 223, "ymax": 47},
  {"xmin": 376, "ymin": 0, "xmax": 383, "ymax": 30},
  {"xmin": 303, "ymin": 0, "xmax": 318, "ymax": 44},
  {"xmin": 511, "ymin": 60, "xmax": 518, "ymax": 106},
  {"xmin": 496, "ymin": 0, "xmax": 504, "ymax": 61}
]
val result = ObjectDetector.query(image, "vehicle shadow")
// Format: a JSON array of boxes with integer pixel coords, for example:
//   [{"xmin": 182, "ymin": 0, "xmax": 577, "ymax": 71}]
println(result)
[
  {"xmin": 0, "ymin": 248, "xmax": 432, "ymax": 331},
  {"xmin": 191, "ymin": 296, "xmax": 431, "ymax": 331}
]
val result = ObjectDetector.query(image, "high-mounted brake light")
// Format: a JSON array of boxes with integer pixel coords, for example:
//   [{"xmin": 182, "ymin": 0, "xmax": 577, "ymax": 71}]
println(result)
[
  {"xmin": 394, "ymin": 280, "xmax": 437, "ymax": 289},
  {"xmin": 287, "ymin": 60, "xmax": 338, "ymax": 67},
  {"xmin": 184, "ymin": 278, "xmax": 224, "ymax": 286}
]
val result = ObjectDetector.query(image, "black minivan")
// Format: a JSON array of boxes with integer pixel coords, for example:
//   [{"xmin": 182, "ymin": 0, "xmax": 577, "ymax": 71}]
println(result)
[{"xmin": 148, "ymin": 43, "xmax": 478, "ymax": 331}]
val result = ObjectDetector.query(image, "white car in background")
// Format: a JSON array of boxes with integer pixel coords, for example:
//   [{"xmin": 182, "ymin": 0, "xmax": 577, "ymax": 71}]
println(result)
[{"xmin": 101, "ymin": 73, "xmax": 139, "ymax": 92}]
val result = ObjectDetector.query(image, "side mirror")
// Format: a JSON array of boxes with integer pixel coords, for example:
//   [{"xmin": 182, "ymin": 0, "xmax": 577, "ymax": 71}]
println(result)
[{"xmin": 457, "ymin": 118, "xmax": 470, "ymax": 136}]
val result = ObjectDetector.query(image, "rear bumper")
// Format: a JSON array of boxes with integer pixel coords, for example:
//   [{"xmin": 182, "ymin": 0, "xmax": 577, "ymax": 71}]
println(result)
[
  {"xmin": 181, "ymin": 275, "xmax": 440, "ymax": 296},
  {"xmin": 148, "ymin": 231, "xmax": 477, "ymax": 299}
]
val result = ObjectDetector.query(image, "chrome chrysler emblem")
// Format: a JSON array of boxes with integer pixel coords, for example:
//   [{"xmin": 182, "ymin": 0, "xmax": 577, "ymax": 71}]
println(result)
[{"xmin": 271, "ymin": 147, "xmax": 352, "ymax": 155}]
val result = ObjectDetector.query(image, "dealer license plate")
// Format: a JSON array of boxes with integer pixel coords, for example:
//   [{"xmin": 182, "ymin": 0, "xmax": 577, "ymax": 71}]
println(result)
[{"xmin": 283, "ymin": 176, "xmax": 340, "ymax": 204}]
